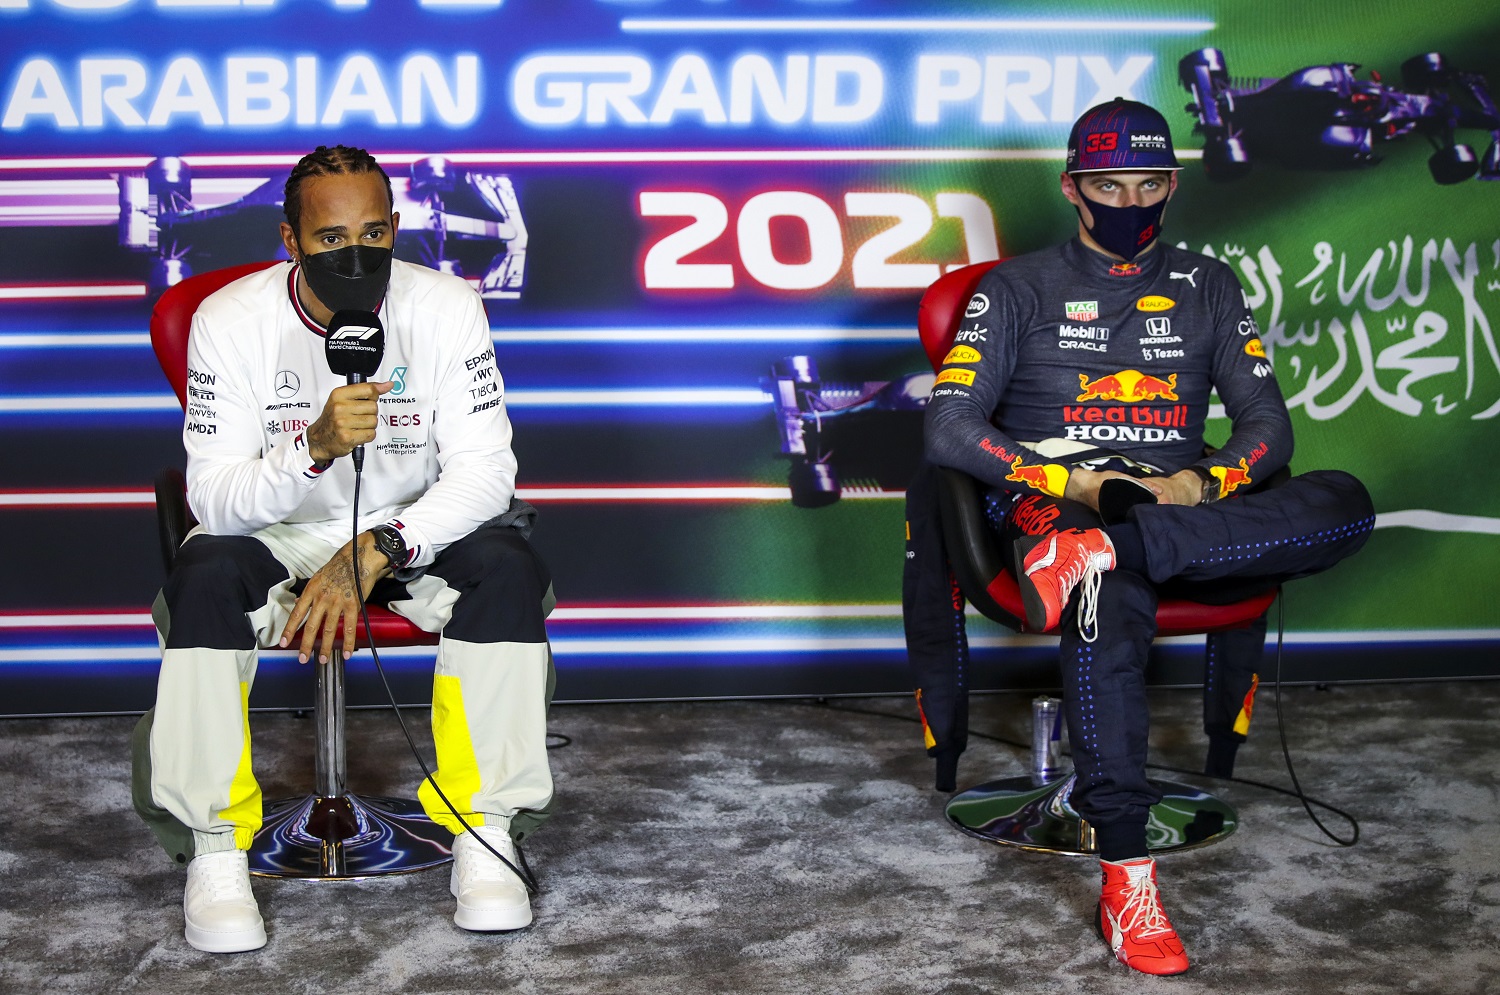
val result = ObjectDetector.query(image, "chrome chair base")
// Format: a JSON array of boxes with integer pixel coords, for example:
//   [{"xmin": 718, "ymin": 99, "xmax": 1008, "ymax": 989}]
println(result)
[
  {"xmin": 945, "ymin": 772, "xmax": 1238, "ymax": 856},
  {"xmin": 249, "ymin": 793, "xmax": 454, "ymax": 879}
]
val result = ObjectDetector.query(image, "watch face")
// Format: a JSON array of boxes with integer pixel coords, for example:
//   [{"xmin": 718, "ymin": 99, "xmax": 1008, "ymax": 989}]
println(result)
[{"xmin": 374, "ymin": 527, "xmax": 407, "ymax": 565}]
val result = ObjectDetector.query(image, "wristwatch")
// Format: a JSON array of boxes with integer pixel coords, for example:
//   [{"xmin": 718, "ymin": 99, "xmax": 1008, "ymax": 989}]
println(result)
[
  {"xmin": 1185, "ymin": 465, "xmax": 1219, "ymax": 505},
  {"xmin": 369, "ymin": 524, "xmax": 409, "ymax": 568}
]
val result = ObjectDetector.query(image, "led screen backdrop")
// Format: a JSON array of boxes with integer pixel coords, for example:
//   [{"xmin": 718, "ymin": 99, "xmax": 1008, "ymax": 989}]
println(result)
[{"xmin": 3, "ymin": 0, "xmax": 1498, "ymax": 713}]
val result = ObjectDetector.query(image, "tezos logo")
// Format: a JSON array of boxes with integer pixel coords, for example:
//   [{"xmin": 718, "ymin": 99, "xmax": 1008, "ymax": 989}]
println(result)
[
  {"xmin": 1065, "ymin": 301, "xmax": 1099, "ymax": 322},
  {"xmin": 390, "ymin": 366, "xmax": 408, "ymax": 395},
  {"xmin": 965, "ymin": 294, "xmax": 990, "ymax": 318},
  {"xmin": 274, "ymin": 370, "xmax": 300, "ymax": 398}
]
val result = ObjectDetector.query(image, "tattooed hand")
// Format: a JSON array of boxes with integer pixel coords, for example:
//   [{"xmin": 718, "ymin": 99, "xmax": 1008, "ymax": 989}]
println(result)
[
  {"xmin": 279, "ymin": 532, "xmax": 394, "ymax": 664},
  {"xmin": 306, "ymin": 380, "xmax": 394, "ymax": 464}
]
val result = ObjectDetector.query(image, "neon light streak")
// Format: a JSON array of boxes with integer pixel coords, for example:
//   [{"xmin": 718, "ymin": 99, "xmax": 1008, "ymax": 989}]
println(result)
[{"xmin": 620, "ymin": 18, "xmax": 1217, "ymax": 34}]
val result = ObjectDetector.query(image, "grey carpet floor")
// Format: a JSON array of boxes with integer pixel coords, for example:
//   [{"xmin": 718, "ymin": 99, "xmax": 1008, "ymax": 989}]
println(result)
[{"xmin": 1, "ymin": 681, "xmax": 1496, "ymax": 995}]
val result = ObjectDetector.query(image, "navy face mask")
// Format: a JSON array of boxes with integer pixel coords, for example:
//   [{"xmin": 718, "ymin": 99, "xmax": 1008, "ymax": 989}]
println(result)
[
  {"xmin": 1077, "ymin": 191, "xmax": 1168, "ymax": 262},
  {"xmin": 298, "ymin": 243, "xmax": 392, "ymax": 314}
]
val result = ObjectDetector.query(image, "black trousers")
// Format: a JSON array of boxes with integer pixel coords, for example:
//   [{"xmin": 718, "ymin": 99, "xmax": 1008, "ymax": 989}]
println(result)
[{"xmin": 996, "ymin": 470, "xmax": 1374, "ymax": 828}]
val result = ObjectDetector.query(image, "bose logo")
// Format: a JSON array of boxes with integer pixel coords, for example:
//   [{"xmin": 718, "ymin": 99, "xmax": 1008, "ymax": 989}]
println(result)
[{"xmin": 331, "ymin": 326, "xmax": 379, "ymax": 341}]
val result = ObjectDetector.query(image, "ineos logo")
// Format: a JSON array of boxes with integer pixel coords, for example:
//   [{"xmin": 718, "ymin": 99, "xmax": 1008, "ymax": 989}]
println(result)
[
  {"xmin": 965, "ymin": 294, "xmax": 990, "ymax": 319},
  {"xmin": 274, "ymin": 371, "xmax": 300, "ymax": 397}
]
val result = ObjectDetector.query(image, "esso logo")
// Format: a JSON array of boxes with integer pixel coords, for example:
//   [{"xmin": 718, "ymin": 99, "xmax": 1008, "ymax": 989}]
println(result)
[{"xmin": 965, "ymin": 294, "xmax": 990, "ymax": 319}]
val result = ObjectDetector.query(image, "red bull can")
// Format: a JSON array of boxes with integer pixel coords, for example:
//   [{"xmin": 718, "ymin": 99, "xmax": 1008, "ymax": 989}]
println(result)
[{"xmin": 1030, "ymin": 695, "xmax": 1065, "ymax": 783}]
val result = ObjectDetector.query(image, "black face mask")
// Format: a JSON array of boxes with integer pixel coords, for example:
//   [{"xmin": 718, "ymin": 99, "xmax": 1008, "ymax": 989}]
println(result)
[
  {"xmin": 297, "ymin": 243, "xmax": 392, "ymax": 314},
  {"xmin": 1077, "ymin": 190, "xmax": 1168, "ymax": 262}
]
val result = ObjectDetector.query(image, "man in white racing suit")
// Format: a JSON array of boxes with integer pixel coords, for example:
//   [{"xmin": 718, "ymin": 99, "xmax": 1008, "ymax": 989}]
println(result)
[{"xmin": 132, "ymin": 145, "xmax": 553, "ymax": 952}]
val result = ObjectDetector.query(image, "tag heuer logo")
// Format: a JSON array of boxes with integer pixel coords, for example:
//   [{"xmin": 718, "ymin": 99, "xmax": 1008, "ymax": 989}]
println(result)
[{"xmin": 1065, "ymin": 301, "xmax": 1099, "ymax": 322}]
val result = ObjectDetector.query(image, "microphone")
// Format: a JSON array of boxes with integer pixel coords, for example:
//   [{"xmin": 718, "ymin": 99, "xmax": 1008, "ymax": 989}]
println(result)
[{"xmin": 325, "ymin": 309, "xmax": 385, "ymax": 472}]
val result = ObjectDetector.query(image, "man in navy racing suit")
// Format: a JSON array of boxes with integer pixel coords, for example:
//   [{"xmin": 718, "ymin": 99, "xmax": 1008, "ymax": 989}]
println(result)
[{"xmin": 918, "ymin": 99, "xmax": 1374, "ymax": 975}]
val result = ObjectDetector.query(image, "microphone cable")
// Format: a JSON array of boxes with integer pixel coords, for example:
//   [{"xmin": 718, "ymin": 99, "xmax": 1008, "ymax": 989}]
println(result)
[
  {"xmin": 347, "ymin": 467, "xmax": 541, "ymax": 896},
  {"xmin": 807, "ymin": 589, "xmax": 1360, "ymax": 847}
]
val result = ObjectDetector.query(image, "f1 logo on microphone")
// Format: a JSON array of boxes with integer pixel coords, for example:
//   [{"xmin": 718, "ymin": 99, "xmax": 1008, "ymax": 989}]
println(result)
[{"xmin": 330, "ymin": 326, "xmax": 380, "ymax": 341}]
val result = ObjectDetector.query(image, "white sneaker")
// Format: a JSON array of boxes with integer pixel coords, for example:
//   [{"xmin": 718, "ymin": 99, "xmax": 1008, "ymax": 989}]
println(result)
[
  {"xmin": 183, "ymin": 849, "xmax": 266, "ymax": 953},
  {"xmin": 450, "ymin": 825, "xmax": 532, "ymax": 932}
]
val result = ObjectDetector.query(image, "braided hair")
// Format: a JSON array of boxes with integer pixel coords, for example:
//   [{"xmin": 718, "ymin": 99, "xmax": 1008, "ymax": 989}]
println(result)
[{"xmin": 283, "ymin": 144, "xmax": 393, "ymax": 236}]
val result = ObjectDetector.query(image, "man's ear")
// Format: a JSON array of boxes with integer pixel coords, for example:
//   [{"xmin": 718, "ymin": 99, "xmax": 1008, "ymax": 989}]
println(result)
[
  {"xmin": 1059, "ymin": 172, "xmax": 1082, "ymax": 208},
  {"xmin": 279, "ymin": 222, "xmax": 299, "ymax": 262}
]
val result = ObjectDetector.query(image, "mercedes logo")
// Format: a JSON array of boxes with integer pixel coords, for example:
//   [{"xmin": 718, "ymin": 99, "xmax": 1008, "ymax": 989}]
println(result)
[{"xmin": 275, "ymin": 371, "xmax": 300, "ymax": 397}]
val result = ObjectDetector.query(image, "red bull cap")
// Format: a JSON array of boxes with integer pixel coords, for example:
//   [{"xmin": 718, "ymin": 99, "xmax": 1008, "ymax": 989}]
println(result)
[{"xmin": 1066, "ymin": 98, "xmax": 1182, "ymax": 173}]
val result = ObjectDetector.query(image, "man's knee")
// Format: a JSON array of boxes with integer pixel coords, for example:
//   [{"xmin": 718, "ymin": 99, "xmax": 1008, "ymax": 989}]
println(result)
[
  {"xmin": 158, "ymin": 535, "xmax": 287, "ymax": 650},
  {"xmin": 164, "ymin": 535, "xmax": 281, "ymax": 611},
  {"xmin": 1302, "ymin": 469, "xmax": 1374, "ymax": 520},
  {"xmin": 440, "ymin": 528, "xmax": 550, "ymax": 643},
  {"xmin": 457, "ymin": 528, "xmax": 548, "ymax": 595}
]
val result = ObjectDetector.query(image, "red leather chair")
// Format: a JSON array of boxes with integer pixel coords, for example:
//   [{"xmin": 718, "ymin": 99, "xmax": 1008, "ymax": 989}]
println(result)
[
  {"xmin": 151, "ymin": 262, "xmax": 452, "ymax": 878},
  {"xmin": 918, "ymin": 261, "xmax": 1272, "ymax": 854}
]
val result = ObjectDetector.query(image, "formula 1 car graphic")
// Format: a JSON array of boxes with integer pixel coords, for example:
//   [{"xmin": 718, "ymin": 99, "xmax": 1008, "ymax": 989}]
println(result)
[
  {"xmin": 1178, "ymin": 48, "xmax": 1500, "ymax": 184},
  {"xmin": 117, "ymin": 155, "xmax": 528, "ymax": 296},
  {"xmin": 765, "ymin": 356, "xmax": 930, "ymax": 507}
]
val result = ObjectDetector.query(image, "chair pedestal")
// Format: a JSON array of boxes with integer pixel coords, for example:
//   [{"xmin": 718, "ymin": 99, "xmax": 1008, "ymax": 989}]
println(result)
[
  {"xmin": 944, "ymin": 696, "xmax": 1238, "ymax": 856},
  {"xmin": 248, "ymin": 656, "xmax": 453, "ymax": 879}
]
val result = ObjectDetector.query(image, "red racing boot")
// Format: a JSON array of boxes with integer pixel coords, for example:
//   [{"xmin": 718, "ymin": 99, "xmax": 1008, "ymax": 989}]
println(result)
[
  {"xmin": 1013, "ymin": 528, "xmax": 1116, "ymax": 636},
  {"xmin": 1097, "ymin": 857, "xmax": 1190, "ymax": 976}
]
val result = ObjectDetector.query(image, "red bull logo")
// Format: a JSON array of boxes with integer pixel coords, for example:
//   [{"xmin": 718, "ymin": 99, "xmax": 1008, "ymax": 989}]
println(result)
[
  {"xmin": 1005, "ymin": 457, "xmax": 1067, "ymax": 496},
  {"xmin": 1108, "ymin": 262, "xmax": 1142, "ymax": 277},
  {"xmin": 1076, "ymin": 370, "xmax": 1179, "ymax": 402},
  {"xmin": 1211, "ymin": 457, "xmax": 1252, "ymax": 499},
  {"xmin": 915, "ymin": 689, "xmax": 937, "ymax": 749},
  {"xmin": 1233, "ymin": 674, "xmax": 1260, "ymax": 736},
  {"xmin": 978, "ymin": 437, "xmax": 1019, "ymax": 463},
  {"xmin": 1010, "ymin": 495, "xmax": 1062, "ymax": 536}
]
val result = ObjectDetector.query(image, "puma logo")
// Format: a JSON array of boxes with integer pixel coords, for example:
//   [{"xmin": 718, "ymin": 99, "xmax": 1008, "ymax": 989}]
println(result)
[{"xmin": 1169, "ymin": 267, "xmax": 1199, "ymax": 288}]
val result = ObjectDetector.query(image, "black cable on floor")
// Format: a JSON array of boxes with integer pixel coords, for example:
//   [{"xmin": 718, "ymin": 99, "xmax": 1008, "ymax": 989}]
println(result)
[
  {"xmin": 800, "ymin": 595, "xmax": 1361, "ymax": 847},
  {"xmin": 1267, "ymin": 590, "xmax": 1358, "ymax": 845}
]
